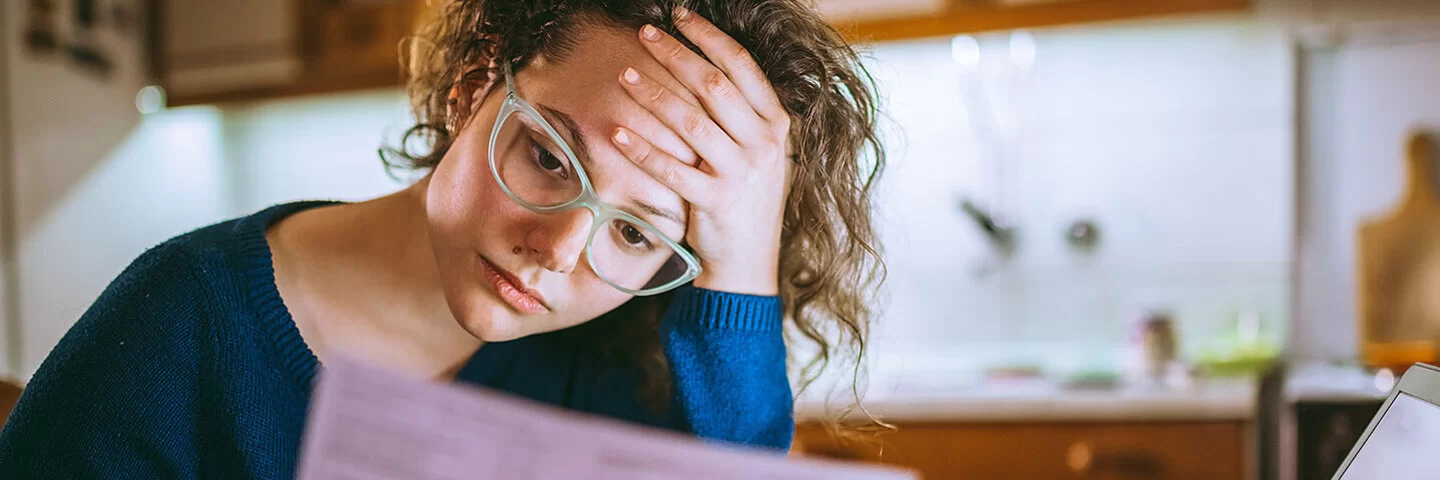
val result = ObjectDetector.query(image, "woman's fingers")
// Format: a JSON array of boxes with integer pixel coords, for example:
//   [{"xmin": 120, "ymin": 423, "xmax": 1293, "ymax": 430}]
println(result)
[
  {"xmin": 611, "ymin": 127, "xmax": 713, "ymax": 206},
  {"xmin": 613, "ymin": 97, "xmax": 700, "ymax": 167},
  {"xmin": 671, "ymin": 7, "xmax": 788, "ymax": 123},
  {"xmin": 619, "ymin": 66, "xmax": 743, "ymax": 175},
  {"xmin": 637, "ymin": 23, "xmax": 766, "ymax": 145}
]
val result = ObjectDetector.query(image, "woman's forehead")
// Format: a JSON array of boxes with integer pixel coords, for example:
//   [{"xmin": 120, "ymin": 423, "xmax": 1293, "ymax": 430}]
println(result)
[
  {"xmin": 514, "ymin": 26, "xmax": 693, "ymax": 227},
  {"xmin": 528, "ymin": 23, "xmax": 694, "ymax": 102}
]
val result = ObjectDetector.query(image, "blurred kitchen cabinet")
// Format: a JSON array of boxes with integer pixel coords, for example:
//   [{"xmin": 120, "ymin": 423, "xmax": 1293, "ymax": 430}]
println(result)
[
  {"xmin": 158, "ymin": 0, "xmax": 435, "ymax": 106},
  {"xmin": 302, "ymin": 0, "xmax": 425, "ymax": 87},
  {"xmin": 1299, "ymin": 0, "xmax": 1440, "ymax": 25},
  {"xmin": 818, "ymin": 0, "xmax": 1252, "ymax": 43},
  {"xmin": 794, "ymin": 421, "xmax": 1250, "ymax": 479},
  {"xmin": 157, "ymin": 0, "xmax": 305, "ymax": 100}
]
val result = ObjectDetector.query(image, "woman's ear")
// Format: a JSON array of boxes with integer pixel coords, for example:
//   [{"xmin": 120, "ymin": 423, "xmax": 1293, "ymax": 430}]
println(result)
[
  {"xmin": 445, "ymin": 54, "xmax": 501, "ymax": 132},
  {"xmin": 446, "ymin": 73, "xmax": 487, "ymax": 131}
]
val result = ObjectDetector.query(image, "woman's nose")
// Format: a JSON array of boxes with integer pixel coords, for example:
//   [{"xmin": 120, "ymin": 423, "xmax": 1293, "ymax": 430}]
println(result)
[{"xmin": 523, "ymin": 208, "xmax": 594, "ymax": 274}]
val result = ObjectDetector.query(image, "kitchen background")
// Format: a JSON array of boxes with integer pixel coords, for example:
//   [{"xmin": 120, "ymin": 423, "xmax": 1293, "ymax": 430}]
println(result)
[{"xmin": 3, "ymin": 0, "xmax": 1440, "ymax": 478}]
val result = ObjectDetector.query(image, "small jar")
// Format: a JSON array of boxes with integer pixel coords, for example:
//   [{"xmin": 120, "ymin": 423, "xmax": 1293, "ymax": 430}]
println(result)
[{"xmin": 1123, "ymin": 311, "xmax": 1179, "ymax": 387}]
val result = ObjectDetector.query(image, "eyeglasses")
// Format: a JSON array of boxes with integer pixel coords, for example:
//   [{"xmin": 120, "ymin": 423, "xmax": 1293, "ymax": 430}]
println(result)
[{"xmin": 487, "ymin": 63, "xmax": 701, "ymax": 296}]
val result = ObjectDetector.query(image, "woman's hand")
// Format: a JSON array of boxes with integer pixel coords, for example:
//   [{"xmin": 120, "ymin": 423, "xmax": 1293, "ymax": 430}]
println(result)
[{"xmin": 611, "ymin": 7, "xmax": 792, "ymax": 296}]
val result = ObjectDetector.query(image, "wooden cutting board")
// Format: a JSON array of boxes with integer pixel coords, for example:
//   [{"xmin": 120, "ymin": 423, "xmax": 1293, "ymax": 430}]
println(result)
[{"xmin": 1357, "ymin": 131, "xmax": 1440, "ymax": 369}]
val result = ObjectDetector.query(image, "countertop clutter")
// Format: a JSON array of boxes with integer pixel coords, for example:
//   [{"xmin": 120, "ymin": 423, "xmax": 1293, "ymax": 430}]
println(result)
[{"xmin": 791, "ymin": 374, "xmax": 1259, "ymax": 479}]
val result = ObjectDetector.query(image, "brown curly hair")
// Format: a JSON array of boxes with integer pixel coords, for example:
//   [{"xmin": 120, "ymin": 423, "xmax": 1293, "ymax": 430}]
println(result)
[{"xmin": 388, "ymin": 0, "xmax": 886, "ymax": 424}]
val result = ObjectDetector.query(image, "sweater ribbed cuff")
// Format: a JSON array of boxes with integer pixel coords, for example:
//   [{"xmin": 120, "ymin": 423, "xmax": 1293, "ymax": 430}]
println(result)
[{"xmin": 665, "ymin": 285, "xmax": 784, "ymax": 333}]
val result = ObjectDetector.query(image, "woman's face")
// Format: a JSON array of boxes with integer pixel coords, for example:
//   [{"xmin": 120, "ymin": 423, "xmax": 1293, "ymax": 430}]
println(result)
[{"xmin": 426, "ymin": 24, "xmax": 698, "ymax": 342}]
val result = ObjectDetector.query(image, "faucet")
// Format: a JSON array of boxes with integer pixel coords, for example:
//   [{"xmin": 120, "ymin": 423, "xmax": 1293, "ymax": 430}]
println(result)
[{"xmin": 959, "ymin": 198, "xmax": 1016, "ymax": 257}]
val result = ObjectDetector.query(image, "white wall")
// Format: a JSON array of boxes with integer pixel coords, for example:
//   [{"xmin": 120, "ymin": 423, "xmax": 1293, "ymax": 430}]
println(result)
[
  {"xmin": 0, "ymin": 87, "xmax": 413, "ymax": 379},
  {"xmin": 1293, "ymin": 26, "xmax": 1440, "ymax": 361},
  {"xmin": 3, "ymin": 0, "xmax": 234, "ymax": 378},
  {"xmin": 862, "ymin": 16, "xmax": 1295, "ymax": 376},
  {"xmin": 218, "ymin": 89, "xmax": 411, "ymax": 212},
  {"xmin": 13, "ymin": 110, "xmax": 234, "ymax": 377}
]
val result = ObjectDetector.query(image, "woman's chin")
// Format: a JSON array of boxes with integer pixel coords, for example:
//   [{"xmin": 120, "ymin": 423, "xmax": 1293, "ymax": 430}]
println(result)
[
  {"xmin": 450, "ymin": 294, "xmax": 536, "ymax": 342},
  {"xmin": 454, "ymin": 310, "xmax": 522, "ymax": 343}
]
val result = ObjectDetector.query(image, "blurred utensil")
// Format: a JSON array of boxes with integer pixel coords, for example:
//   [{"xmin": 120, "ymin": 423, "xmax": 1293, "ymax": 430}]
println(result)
[
  {"xmin": 24, "ymin": 0, "xmax": 60, "ymax": 54},
  {"xmin": 954, "ymin": 32, "xmax": 1035, "ymax": 258},
  {"xmin": 959, "ymin": 198, "xmax": 1017, "ymax": 255},
  {"xmin": 67, "ymin": 0, "xmax": 112, "ymax": 76},
  {"xmin": 1356, "ymin": 130, "xmax": 1440, "ymax": 373}
]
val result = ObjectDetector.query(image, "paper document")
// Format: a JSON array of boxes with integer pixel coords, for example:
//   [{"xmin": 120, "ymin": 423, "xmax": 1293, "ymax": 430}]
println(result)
[{"xmin": 297, "ymin": 356, "xmax": 915, "ymax": 480}]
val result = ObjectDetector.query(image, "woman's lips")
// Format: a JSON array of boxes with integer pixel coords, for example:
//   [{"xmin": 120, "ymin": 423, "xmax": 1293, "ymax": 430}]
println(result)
[{"xmin": 478, "ymin": 256, "xmax": 549, "ymax": 315}]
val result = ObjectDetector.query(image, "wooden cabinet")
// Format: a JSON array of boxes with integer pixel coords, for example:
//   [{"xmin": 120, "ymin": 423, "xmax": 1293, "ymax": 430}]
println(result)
[
  {"xmin": 157, "ymin": 0, "xmax": 304, "ymax": 100},
  {"xmin": 157, "ymin": 0, "xmax": 1249, "ymax": 105},
  {"xmin": 819, "ymin": 0, "xmax": 1252, "ymax": 43},
  {"xmin": 794, "ymin": 421, "xmax": 1250, "ymax": 479},
  {"xmin": 160, "ymin": 0, "xmax": 434, "ymax": 106},
  {"xmin": 304, "ymin": 0, "xmax": 425, "ymax": 86}
]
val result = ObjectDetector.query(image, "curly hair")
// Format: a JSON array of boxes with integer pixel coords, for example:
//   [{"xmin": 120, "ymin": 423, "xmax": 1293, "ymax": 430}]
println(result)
[{"xmin": 389, "ymin": 0, "xmax": 886, "ymax": 426}]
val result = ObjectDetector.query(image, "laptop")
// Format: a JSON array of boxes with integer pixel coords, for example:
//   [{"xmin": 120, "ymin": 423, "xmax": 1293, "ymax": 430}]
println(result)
[{"xmin": 1332, "ymin": 362, "xmax": 1440, "ymax": 479}]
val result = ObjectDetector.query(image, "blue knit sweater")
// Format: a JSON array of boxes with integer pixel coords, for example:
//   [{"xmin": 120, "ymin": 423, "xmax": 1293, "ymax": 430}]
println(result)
[{"xmin": 0, "ymin": 201, "xmax": 793, "ymax": 478}]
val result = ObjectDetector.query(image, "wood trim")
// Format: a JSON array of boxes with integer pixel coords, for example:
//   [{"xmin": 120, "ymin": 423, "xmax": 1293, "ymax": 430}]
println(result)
[
  {"xmin": 167, "ymin": 68, "xmax": 402, "ymax": 107},
  {"xmin": 169, "ymin": 0, "xmax": 1250, "ymax": 106},
  {"xmin": 834, "ymin": 0, "xmax": 1253, "ymax": 43},
  {"xmin": 796, "ymin": 420, "xmax": 1251, "ymax": 479}
]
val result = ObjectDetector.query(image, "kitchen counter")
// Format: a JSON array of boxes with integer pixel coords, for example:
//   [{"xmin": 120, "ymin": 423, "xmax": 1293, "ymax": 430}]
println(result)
[
  {"xmin": 1284, "ymin": 361, "xmax": 1391, "ymax": 403},
  {"xmin": 795, "ymin": 377, "xmax": 1259, "ymax": 423}
]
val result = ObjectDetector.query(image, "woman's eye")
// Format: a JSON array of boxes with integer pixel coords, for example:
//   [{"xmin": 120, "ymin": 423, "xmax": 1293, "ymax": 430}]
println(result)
[
  {"xmin": 529, "ymin": 142, "xmax": 568, "ymax": 178},
  {"xmin": 618, "ymin": 222, "xmax": 652, "ymax": 248},
  {"xmin": 538, "ymin": 151, "xmax": 562, "ymax": 170}
]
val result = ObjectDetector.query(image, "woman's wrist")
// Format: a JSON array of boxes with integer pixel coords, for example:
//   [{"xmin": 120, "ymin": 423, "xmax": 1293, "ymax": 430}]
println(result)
[{"xmin": 693, "ymin": 264, "xmax": 779, "ymax": 296}]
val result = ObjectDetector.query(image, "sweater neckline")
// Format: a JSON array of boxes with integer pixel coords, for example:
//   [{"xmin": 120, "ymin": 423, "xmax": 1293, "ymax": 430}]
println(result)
[
  {"xmin": 229, "ymin": 200, "xmax": 529, "ymax": 393},
  {"xmin": 233, "ymin": 200, "xmax": 343, "ymax": 392}
]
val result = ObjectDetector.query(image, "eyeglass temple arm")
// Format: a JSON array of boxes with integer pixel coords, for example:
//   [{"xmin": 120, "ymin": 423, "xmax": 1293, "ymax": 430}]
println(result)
[{"xmin": 503, "ymin": 63, "xmax": 517, "ymax": 93}]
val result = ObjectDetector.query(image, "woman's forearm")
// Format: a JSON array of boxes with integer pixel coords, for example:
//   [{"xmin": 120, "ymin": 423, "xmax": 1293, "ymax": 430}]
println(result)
[{"xmin": 659, "ymin": 285, "xmax": 793, "ymax": 450}]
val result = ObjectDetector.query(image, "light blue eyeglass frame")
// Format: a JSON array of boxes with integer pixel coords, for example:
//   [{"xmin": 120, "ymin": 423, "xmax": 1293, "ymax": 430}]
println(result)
[{"xmin": 487, "ymin": 63, "xmax": 701, "ymax": 296}]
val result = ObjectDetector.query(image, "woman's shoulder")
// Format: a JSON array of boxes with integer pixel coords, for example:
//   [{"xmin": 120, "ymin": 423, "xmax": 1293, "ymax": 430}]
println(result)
[
  {"xmin": 108, "ymin": 201, "xmax": 341, "ymax": 310},
  {"xmin": 168, "ymin": 201, "xmax": 341, "ymax": 261},
  {"xmin": 144, "ymin": 201, "xmax": 337, "ymax": 277}
]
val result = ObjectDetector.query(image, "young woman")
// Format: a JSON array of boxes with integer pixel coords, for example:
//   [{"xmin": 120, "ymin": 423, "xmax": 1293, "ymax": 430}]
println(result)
[{"xmin": 0, "ymin": 0, "xmax": 884, "ymax": 477}]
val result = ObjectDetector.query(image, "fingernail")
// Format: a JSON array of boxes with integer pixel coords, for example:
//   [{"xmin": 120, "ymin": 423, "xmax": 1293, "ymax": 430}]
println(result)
[
  {"xmin": 613, "ymin": 129, "xmax": 630, "ymax": 146},
  {"xmin": 641, "ymin": 24, "xmax": 660, "ymax": 41},
  {"xmin": 622, "ymin": 67, "xmax": 641, "ymax": 84},
  {"xmin": 674, "ymin": 6, "xmax": 691, "ymax": 21}
]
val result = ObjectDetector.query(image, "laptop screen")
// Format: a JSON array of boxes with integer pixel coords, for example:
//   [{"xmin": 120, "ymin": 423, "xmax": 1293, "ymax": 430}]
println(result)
[{"xmin": 1339, "ymin": 393, "xmax": 1440, "ymax": 479}]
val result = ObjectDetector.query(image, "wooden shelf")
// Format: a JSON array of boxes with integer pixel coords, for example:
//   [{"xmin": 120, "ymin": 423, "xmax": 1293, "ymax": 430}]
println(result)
[
  {"xmin": 834, "ymin": 0, "xmax": 1252, "ymax": 43},
  {"xmin": 164, "ymin": 0, "xmax": 429, "ymax": 107},
  {"xmin": 167, "ymin": 69, "xmax": 402, "ymax": 107},
  {"xmin": 163, "ymin": 0, "xmax": 1250, "ymax": 106}
]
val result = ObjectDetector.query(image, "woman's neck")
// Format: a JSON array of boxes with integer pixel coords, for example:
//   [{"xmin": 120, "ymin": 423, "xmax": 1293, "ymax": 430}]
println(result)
[{"xmin": 271, "ymin": 177, "xmax": 484, "ymax": 381}]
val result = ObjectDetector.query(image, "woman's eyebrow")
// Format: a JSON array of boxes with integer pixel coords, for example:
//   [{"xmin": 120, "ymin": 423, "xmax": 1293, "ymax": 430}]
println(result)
[
  {"xmin": 535, "ymin": 103, "xmax": 591, "ymax": 165},
  {"xmin": 535, "ymin": 103, "xmax": 684, "ymax": 228},
  {"xmin": 631, "ymin": 198, "xmax": 684, "ymax": 226}
]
